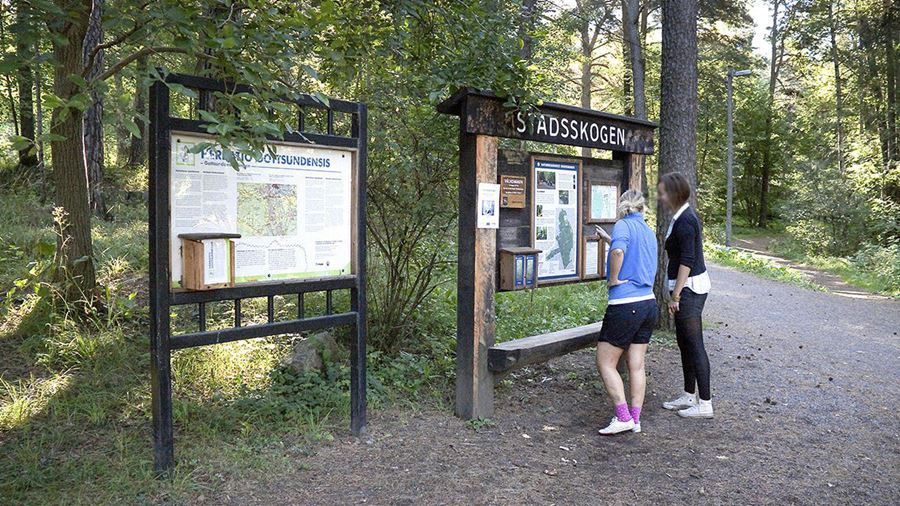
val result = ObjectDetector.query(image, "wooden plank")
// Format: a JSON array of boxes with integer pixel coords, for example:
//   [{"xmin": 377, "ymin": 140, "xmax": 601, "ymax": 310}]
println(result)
[
  {"xmin": 455, "ymin": 124, "xmax": 498, "ymax": 419},
  {"xmin": 628, "ymin": 153, "xmax": 645, "ymax": 191},
  {"xmin": 613, "ymin": 151, "xmax": 645, "ymax": 193},
  {"xmin": 488, "ymin": 322, "xmax": 603, "ymax": 373}
]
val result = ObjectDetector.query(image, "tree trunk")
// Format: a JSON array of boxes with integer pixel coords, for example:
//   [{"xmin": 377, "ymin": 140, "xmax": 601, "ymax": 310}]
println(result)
[
  {"xmin": 758, "ymin": 0, "xmax": 780, "ymax": 228},
  {"xmin": 827, "ymin": 0, "xmax": 846, "ymax": 176},
  {"xmin": 623, "ymin": 0, "xmax": 647, "ymax": 120},
  {"xmin": 83, "ymin": 0, "xmax": 109, "ymax": 219},
  {"xmin": 623, "ymin": 0, "xmax": 648, "ymax": 195},
  {"xmin": 519, "ymin": 0, "xmax": 537, "ymax": 61},
  {"xmin": 114, "ymin": 72, "xmax": 130, "ymax": 166},
  {"xmin": 885, "ymin": 2, "xmax": 898, "ymax": 162},
  {"xmin": 14, "ymin": 0, "xmax": 37, "ymax": 171},
  {"xmin": 127, "ymin": 55, "xmax": 148, "ymax": 167},
  {"xmin": 580, "ymin": 15, "xmax": 593, "ymax": 158},
  {"xmin": 50, "ymin": 0, "xmax": 97, "ymax": 298},
  {"xmin": 35, "ymin": 41, "xmax": 46, "ymax": 201},
  {"xmin": 0, "ymin": 13, "xmax": 19, "ymax": 138},
  {"xmin": 654, "ymin": 0, "xmax": 699, "ymax": 329}
]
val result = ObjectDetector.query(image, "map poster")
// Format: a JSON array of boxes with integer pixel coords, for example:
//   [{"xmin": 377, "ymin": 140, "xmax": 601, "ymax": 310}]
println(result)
[
  {"xmin": 589, "ymin": 183, "xmax": 618, "ymax": 222},
  {"xmin": 532, "ymin": 157, "xmax": 580, "ymax": 282},
  {"xmin": 169, "ymin": 132, "xmax": 353, "ymax": 287}
]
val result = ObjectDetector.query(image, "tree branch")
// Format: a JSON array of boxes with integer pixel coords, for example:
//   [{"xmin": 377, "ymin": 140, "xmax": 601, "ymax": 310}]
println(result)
[
  {"xmin": 93, "ymin": 46, "xmax": 207, "ymax": 83},
  {"xmin": 82, "ymin": 8, "xmax": 154, "ymax": 78}
]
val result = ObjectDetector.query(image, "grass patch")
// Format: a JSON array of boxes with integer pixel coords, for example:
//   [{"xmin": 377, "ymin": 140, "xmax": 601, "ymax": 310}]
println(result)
[
  {"xmin": 705, "ymin": 242, "xmax": 823, "ymax": 291},
  {"xmin": 766, "ymin": 239, "xmax": 900, "ymax": 298},
  {"xmin": 496, "ymin": 281, "xmax": 608, "ymax": 342}
]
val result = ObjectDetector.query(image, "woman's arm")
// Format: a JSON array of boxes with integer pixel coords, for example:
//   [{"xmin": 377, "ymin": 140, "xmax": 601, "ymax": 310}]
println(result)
[
  {"xmin": 594, "ymin": 225, "xmax": 612, "ymax": 244},
  {"xmin": 668, "ymin": 264, "xmax": 691, "ymax": 315},
  {"xmin": 668, "ymin": 220, "xmax": 697, "ymax": 314},
  {"xmin": 608, "ymin": 248, "xmax": 627, "ymax": 287}
]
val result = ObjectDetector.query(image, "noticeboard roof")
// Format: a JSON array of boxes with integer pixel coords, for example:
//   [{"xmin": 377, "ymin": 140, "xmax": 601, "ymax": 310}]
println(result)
[
  {"xmin": 438, "ymin": 88, "xmax": 657, "ymax": 154},
  {"xmin": 437, "ymin": 87, "xmax": 658, "ymax": 128}
]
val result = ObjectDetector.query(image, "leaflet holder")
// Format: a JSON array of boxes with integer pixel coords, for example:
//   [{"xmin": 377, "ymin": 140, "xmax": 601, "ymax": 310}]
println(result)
[
  {"xmin": 498, "ymin": 247, "xmax": 541, "ymax": 291},
  {"xmin": 177, "ymin": 233, "xmax": 242, "ymax": 291}
]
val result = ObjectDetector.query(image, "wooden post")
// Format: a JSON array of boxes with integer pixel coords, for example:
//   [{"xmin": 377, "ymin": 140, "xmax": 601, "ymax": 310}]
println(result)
[
  {"xmin": 613, "ymin": 151, "xmax": 645, "ymax": 193},
  {"xmin": 456, "ymin": 119, "xmax": 498, "ymax": 419}
]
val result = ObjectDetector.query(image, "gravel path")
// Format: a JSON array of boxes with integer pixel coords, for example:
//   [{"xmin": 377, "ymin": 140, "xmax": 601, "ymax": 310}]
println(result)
[{"xmin": 212, "ymin": 264, "xmax": 900, "ymax": 505}]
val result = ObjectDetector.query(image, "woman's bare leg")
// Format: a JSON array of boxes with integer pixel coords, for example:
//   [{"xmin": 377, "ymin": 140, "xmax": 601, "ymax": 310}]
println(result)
[
  {"xmin": 596, "ymin": 342, "xmax": 626, "ymax": 404},
  {"xmin": 626, "ymin": 343, "xmax": 648, "ymax": 408}
]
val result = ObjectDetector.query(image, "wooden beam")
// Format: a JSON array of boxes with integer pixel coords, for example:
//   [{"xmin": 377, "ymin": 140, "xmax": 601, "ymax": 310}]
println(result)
[
  {"xmin": 456, "ymin": 122, "xmax": 498, "ymax": 419},
  {"xmin": 488, "ymin": 322, "xmax": 603, "ymax": 373},
  {"xmin": 613, "ymin": 151, "xmax": 645, "ymax": 193}
]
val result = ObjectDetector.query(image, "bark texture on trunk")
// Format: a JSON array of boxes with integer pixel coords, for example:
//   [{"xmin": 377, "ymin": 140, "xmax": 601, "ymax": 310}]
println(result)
[
  {"xmin": 51, "ymin": 0, "xmax": 96, "ymax": 298},
  {"xmin": 827, "ymin": 0, "xmax": 846, "ymax": 176},
  {"xmin": 14, "ymin": 0, "xmax": 37, "ymax": 171},
  {"xmin": 579, "ymin": 9, "xmax": 597, "ymax": 158},
  {"xmin": 759, "ymin": 0, "xmax": 780, "ymax": 228},
  {"xmin": 83, "ymin": 0, "xmax": 108, "ymax": 219},
  {"xmin": 623, "ymin": 0, "xmax": 648, "ymax": 195},
  {"xmin": 623, "ymin": 0, "xmax": 647, "ymax": 120},
  {"xmin": 127, "ymin": 55, "xmax": 148, "ymax": 167},
  {"xmin": 885, "ymin": 1, "xmax": 898, "ymax": 162},
  {"xmin": 654, "ymin": 0, "xmax": 699, "ymax": 329},
  {"xmin": 519, "ymin": 0, "xmax": 537, "ymax": 61}
]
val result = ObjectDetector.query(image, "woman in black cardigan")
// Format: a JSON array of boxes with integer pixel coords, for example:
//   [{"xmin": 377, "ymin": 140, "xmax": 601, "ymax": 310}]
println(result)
[{"xmin": 658, "ymin": 173, "xmax": 713, "ymax": 419}]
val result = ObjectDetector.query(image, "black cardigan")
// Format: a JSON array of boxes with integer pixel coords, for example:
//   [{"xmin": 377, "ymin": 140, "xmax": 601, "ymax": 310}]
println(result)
[{"xmin": 665, "ymin": 206, "xmax": 707, "ymax": 281}]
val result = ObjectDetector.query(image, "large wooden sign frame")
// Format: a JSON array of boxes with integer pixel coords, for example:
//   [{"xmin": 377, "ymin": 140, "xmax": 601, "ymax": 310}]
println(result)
[
  {"xmin": 438, "ymin": 88, "xmax": 656, "ymax": 419},
  {"xmin": 149, "ymin": 73, "xmax": 367, "ymax": 474}
]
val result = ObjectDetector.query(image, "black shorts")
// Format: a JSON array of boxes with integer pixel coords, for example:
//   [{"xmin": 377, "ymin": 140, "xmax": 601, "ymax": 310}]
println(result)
[{"xmin": 598, "ymin": 298, "xmax": 658, "ymax": 349}]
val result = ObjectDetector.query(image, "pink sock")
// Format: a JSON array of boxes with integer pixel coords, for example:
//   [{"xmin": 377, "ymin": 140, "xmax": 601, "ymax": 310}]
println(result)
[
  {"xmin": 630, "ymin": 406, "xmax": 642, "ymax": 423},
  {"xmin": 615, "ymin": 403, "xmax": 632, "ymax": 422}
]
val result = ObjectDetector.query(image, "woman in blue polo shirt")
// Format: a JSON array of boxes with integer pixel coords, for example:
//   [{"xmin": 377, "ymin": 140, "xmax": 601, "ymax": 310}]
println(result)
[{"xmin": 594, "ymin": 189, "xmax": 658, "ymax": 435}]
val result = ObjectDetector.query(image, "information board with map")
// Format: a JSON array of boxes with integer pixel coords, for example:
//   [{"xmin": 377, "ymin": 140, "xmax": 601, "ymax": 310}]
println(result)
[
  {"xmin": 169, "ymin": 132, "xmax": 353, "ymax": 287},
  {"xmin": 532, "ymin": 157, "xmax": 580, "ymax": 282}
]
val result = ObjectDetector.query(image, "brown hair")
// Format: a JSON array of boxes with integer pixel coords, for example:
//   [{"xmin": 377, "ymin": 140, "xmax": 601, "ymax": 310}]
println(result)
[{"xmin": 660, "ymin": 172, "xmax": 692, "ymax": 208}]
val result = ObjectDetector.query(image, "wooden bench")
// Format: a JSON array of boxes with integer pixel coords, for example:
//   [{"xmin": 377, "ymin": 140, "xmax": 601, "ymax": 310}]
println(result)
[{"xmin": 487, "ymin": 322, "xmax": 603, "ymax": 373}]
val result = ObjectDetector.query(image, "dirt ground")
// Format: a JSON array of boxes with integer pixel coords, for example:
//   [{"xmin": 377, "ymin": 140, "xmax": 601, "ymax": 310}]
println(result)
[{"xmin": 208, "ymin": 264, "xmax": 900, "ymax": 505}]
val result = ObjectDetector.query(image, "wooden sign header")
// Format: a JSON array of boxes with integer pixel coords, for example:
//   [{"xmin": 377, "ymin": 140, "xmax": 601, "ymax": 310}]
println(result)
[{"xmin": 438, "ymin": 88, "xmax": 657, "ymax": 154}]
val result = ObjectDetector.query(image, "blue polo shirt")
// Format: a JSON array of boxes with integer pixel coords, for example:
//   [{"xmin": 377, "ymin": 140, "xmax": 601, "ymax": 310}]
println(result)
[{"xmin": 606, "ymin": 212, "xmax": 658, "ymax": 305}]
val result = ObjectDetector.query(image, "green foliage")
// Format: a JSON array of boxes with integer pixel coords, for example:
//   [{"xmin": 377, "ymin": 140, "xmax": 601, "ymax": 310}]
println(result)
[
  {"xmin": 496, "ymin": 282, "xmax": 608, "ymax": 342},
  {"xmin": 705, "ymin": 243, "xmax": 822, "ymax": 291},
  {"xmin": 763, "ymin": 235, "xmax": 900, "ymax": 297},
  {"xmin": 466, "ymin": 417, "xmax": 495, "ymax": 431}
]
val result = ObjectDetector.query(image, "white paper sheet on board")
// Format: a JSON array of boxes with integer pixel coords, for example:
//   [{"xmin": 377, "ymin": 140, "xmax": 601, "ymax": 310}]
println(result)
[{"xmin": 477, "ymin": 183, "xmax": 501, "ymax": 229}]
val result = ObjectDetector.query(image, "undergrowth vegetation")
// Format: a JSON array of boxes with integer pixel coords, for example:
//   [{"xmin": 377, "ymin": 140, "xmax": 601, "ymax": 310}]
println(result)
[{"xmin": 704, "ymin": 243, "xmax": 823, "ymax": 291}]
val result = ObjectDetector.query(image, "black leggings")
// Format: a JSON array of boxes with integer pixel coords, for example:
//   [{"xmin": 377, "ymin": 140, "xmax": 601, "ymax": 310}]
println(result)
[{"xmin": 674, "ymin": 289, "xmax": 711, "ymax": 401}]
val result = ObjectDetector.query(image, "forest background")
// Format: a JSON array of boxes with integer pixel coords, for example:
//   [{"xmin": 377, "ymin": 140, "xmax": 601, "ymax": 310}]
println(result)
[{"xmin": 0, "ymin": 0, "xmax": 898, "ymax": 501}]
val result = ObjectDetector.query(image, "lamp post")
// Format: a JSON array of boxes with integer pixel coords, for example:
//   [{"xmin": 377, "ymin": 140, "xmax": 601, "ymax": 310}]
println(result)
[{"xmin": 725, "ymin": 68, "xmax": 752, "ymax": 247}]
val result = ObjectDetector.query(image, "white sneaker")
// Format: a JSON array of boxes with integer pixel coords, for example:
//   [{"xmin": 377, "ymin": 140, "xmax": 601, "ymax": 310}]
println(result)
[
  {"xmin": 677, "ymin": 399, "xmax": 714, "ymax": 418},
  {"xmin": 632, "ymin": 421, "xmax": 641, "ymax": 433},
  {"xmin": 663, "ymin": 391, "xmax": 697, "ymax": 411},
  {"xmin": 598, "ymin": 416, "xmax": 635, "ymax": 435}
]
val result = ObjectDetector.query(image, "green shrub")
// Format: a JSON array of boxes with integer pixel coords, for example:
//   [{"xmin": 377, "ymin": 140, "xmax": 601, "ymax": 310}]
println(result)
[{"xmin": 851, "ymin": 242, "xmax": 900, "ymax": 295}]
